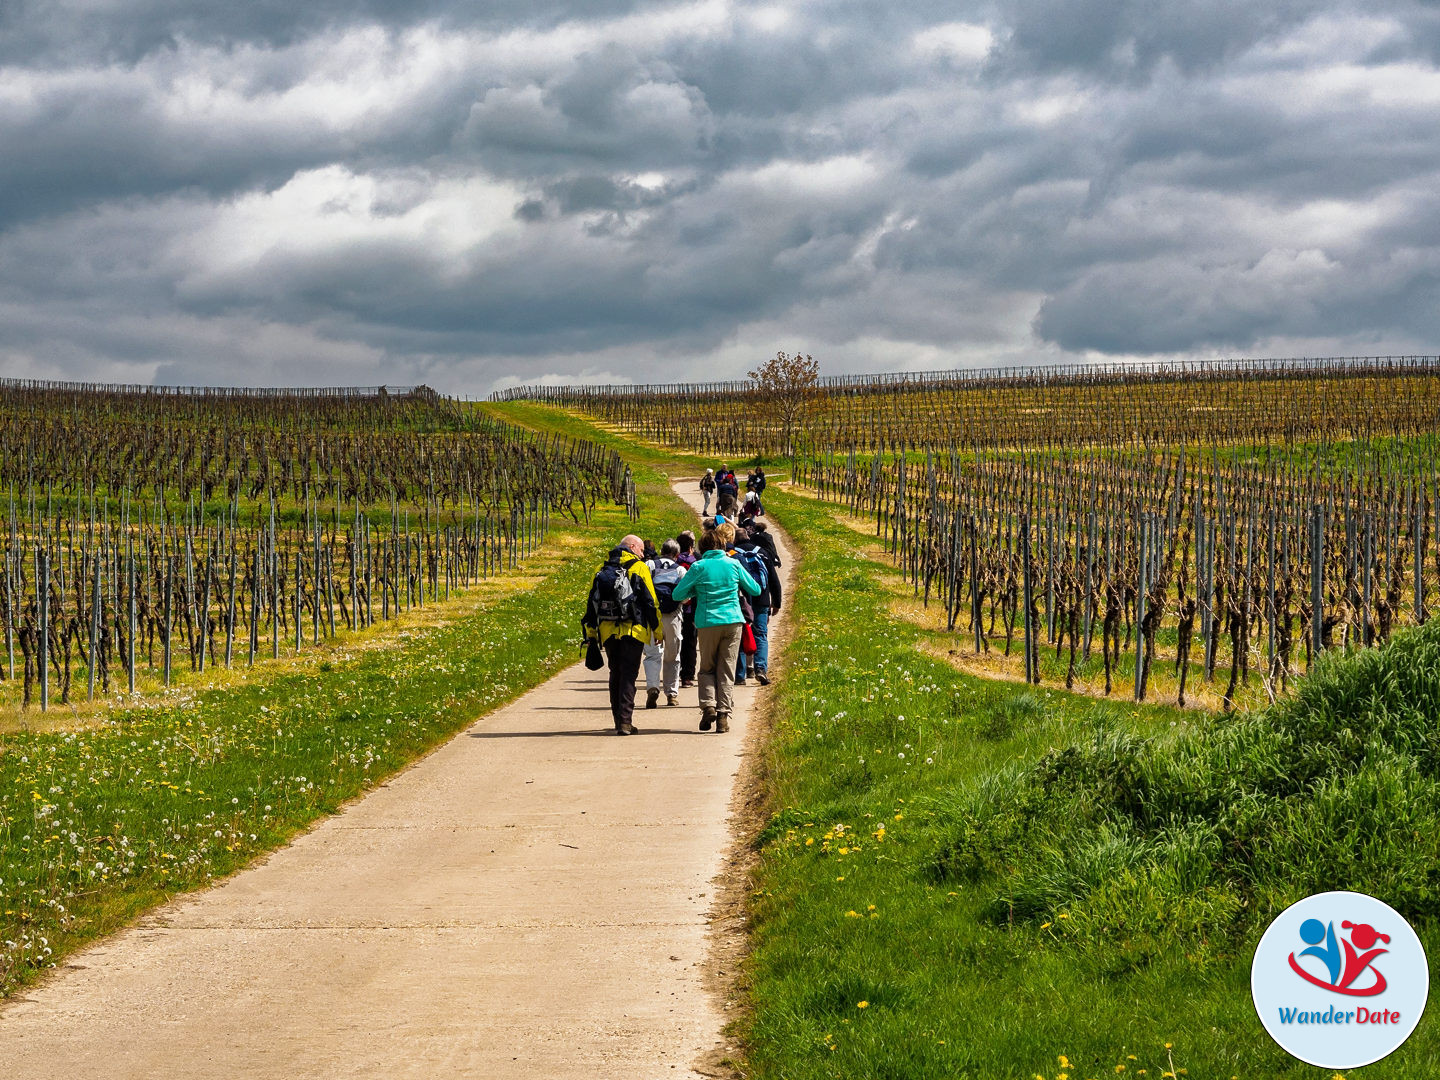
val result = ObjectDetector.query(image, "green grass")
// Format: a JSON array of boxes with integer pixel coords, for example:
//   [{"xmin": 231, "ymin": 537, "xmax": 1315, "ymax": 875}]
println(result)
[
  {"xmin": 0, "ymin": 442, "xmax": 697, "ymax": 998},
  {"xmin": 743, "ymin": 485, "xmax": 1440, "ymax": 1080}
]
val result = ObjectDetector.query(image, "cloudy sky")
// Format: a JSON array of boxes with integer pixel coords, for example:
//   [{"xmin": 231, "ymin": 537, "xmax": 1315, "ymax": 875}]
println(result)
[{"xmin": 2, "ymin": 1, "xmax": 1439, "ymax": 393}]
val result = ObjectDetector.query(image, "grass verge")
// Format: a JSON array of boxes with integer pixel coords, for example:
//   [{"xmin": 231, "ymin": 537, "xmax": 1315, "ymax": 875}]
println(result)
[{"xmin": 742, "ymin": 485, "xmax": 1440, "ymax": 1080}]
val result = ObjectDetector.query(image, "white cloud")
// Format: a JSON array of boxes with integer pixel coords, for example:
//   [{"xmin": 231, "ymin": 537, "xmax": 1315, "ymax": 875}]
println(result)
[{"xmin": 912, "ymin": 22, "xmax": 995, "ymax": 65}]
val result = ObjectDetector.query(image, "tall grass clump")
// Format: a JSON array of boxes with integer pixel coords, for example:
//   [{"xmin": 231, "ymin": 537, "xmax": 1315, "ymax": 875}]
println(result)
[{"xmin": 932, "ymin": 621, "xmax": 1440, "ymax": 968}]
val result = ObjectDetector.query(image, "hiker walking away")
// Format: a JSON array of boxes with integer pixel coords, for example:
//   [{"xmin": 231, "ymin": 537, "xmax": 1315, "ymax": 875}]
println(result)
[
  {"xmin": 699, "ymin": 469, "xmax": 716, "ymax": 516},
  {"xmin": 716, "ymin": 463, "xmax": 739, "ymax": 506},
  {"xmin": 581, "ymin": 534, "xmax": 660, "ymax": 735},
  {"xmin": 645, "ymin": 539, "xmax": 687, "ymax": 707},
  {"xmin": 732, "ymin": 525, "xmax": 779, "ymax": 686},
  {"xmin": 746, "ymin": 465, "xmax": 766, "ymax": 496},
  {"xmin": 669, "ymin": 528, "xmax": 762, "ymax": 733},
  {"xmin": 747, "ymin": 519, "xmax": 782, "ymax": 575},
  {"xmin": 739, "ymin": 489, "xmax": 764, "ymax": 526},
  {"xmin": 676, "ymin": 530, "xmax": 699, "ymax": 686}
]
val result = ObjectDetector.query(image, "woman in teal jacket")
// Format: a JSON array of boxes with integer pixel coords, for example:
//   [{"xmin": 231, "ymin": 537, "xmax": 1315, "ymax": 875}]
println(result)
[{"xmin": 670, "ymin": 529, "xmax": 763, "ymax": 732}]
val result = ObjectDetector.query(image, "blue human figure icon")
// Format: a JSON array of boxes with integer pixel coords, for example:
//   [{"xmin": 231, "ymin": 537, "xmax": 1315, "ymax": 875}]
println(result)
[{"xmin": 1299, "ymin": 917, "xmax": 1342, "ymax": 985}]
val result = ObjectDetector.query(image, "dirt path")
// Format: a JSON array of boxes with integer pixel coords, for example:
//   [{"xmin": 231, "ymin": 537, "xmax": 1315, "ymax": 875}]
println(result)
[{"xmin": 0, "ymin": 479, "xmax": 789, "ymax": 1079}]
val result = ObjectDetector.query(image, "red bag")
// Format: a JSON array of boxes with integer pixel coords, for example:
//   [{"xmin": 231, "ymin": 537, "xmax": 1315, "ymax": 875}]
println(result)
[{"xmin": 741, "ymin": 622, "xmax": 758, "ymax": 655}]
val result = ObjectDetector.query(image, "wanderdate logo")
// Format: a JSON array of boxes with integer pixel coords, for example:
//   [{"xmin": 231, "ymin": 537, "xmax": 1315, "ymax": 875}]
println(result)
[{"xmin": 1252, "ymin": 891, "xmax": 1428, "ymax": 1069}]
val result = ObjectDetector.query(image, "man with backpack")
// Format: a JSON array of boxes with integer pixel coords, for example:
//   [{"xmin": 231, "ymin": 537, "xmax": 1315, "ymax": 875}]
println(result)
[
  {"xmin": 732, "ymin": 526, "xmax": 780, "ymax": 686},
  {"xmin": 581, "ymin": 534, "xmax": 661, "ymax": 735},
  {"xmin": 716, "ymin": 464, "xmax": 739, "ymax": 505},
  {"xmin": 645, "ymin": 539, "xmax": 688, "ymax": 707},
  {"xmin": 699, "ymin": 469, "xmax": 716, "ymax": 516}
]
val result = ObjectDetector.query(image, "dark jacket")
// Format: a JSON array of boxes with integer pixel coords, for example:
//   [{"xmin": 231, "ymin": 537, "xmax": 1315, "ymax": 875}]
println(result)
[
  {"xmin": 733, "ymin": 537, "xmax": 781, "ymax": 614},
  {"xmin": 750, "ymin": 528, "xmax": 780, "ymax": 568}
]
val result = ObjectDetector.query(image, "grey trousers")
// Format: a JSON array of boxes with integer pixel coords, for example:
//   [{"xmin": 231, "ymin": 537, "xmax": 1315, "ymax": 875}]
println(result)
[
  {"xmin": 696, "ymin": 623, "xmax": 743, "ymax": 716},
  {"xmin": 643, "ymin": 608, "xmax": 683, "ymax": 695}
]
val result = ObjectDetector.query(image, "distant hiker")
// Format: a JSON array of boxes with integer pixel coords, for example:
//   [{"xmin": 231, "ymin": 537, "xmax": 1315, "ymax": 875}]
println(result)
[
  {"xmin": 740, "ymin": 490, "xmax": 764, "ymax": 525},
  {"xmin": 642, "ymin": 538, "xmax": 658, "ymax": 563},
  {"xmin": 733, "ymin": 526, "xmax": 779, "ymax": 686},
  {"xmin": 669, "ymin": 528, "xmax": 763, "ymax": 733},
  {"xmin": 717, "ymin": 491, "xmax": 739, "ymax": 520},
  {"xmin": 645, "ymin": 539, "xmax": 688, "ymax": 707},
  {"xmin": 716, "ymin": 464, "xmax": 739, "ymax": 504},
  {"xmin": 676, "ymin": 530, "xmax": 699, "ymax": 687},
  {"xmin": 746, "ymin": 466, "xmax": 766, "ymax": 496},
  {"xmin": 581, "ymin": 534, "xmax": 660, "ymax": 735},
  {"xmin": 700, "ymin": 469, "xmax": 716, "ymax": 516}
]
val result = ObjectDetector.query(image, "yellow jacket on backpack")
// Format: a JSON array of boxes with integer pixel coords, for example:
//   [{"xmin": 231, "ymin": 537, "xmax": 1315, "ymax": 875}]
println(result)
[{"xmin": 584, "ymin": 549, "xmax": 661, "ymax": 645}]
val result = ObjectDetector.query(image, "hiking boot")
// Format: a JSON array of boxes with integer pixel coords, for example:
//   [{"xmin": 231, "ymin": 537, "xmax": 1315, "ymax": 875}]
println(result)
[
  {"xmin": 646, "ymin": 688, "xmax": 660, "ymax": 709},
  {"xmin": 618, "ymin": 721, "xmax": 636, "ymax": 735},
  {"xmin": 716, "ymin": 714, "xmax": 731, "ymax": 733},
  {"xmin": 666, "ymin": 693, "xmax": 679, "ymax": 706},
  {"xmin": 681, "ymin": 678, "xmax": 695, "ymax": 688},
  {"xmin": 756, "ymin": 669, "xmax": 770, "ymax": 686},
  {"xmin": 699, "ymin": 708, "xmax": 716, "ymax": 732},
  {"xmin": 735, "ymin": 675, "xmax": 747, "ymax": 686}
]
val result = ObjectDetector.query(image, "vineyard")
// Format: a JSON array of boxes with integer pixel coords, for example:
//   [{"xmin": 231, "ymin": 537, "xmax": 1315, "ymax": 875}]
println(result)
[
  {"xmin": 0, "ymin": 380, "xmax": 632, "ymax": 713},
  {"xmin": 495, "ymin": 354, "xmax": 1440, "ymax": 453},
  {"xmin": 506, "ymin": 356, "xmax": 1440, "ymax": 707}
]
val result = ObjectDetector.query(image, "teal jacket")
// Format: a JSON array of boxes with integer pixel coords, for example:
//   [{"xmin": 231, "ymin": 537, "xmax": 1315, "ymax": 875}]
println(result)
[{"xmin": 670, "ymin": 549, "xmax": 762, "ymax": 628}]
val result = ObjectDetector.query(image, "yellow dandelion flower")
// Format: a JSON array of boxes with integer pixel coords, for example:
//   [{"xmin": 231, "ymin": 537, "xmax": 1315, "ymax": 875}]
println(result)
[
  {"xmin": 1057, "ymin": 912, "xmax": 1069, "ymax": 919},
  {"xmin": 867, "ymin": 904, "xmax": 876, "ymax": 911},
  {"xmin": 1058, "ymin": 1056, "xmax": 1071, "ymax": 1068},
  {"xmin": 857, "ymin": 1001, "xmax": 869, "ymax": 1009},
  {"xmin": 845, "ymin": 910, "xmax": 861, "ymax": 918},
  {"xmin": 1040, "ymin": 922, "xmax": 1052, "ymax": 929}
]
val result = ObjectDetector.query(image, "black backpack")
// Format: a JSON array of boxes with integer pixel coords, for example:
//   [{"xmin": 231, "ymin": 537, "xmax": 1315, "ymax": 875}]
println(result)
[
  {"xmin": 651, "ymin": 559, "xmax": 683, "ymax": 615},
  {"xmin": 590, "ymin": 555, "xmax": 639, "ymax": 625}
]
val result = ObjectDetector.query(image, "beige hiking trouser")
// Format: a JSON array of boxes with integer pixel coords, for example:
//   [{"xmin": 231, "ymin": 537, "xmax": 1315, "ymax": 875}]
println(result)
[{"xmin": 696, "ymin": 623, "xmax": 743, "ymax": 716}]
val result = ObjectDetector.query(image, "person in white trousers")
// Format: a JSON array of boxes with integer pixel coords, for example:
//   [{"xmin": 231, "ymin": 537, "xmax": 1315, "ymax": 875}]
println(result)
[{"xmin": 644, "ymin": 539, "xmax": 688, "ymax": 707}]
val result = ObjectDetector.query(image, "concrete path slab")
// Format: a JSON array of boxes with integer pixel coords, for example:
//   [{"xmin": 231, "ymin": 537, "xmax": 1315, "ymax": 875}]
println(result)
[{"xmin": 0, "ymin": 478, "xmax": 788, "ymax": 1079}]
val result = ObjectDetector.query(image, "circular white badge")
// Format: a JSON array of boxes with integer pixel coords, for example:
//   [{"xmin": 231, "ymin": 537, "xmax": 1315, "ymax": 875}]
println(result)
[{"xmin": 1252, "ymin": 891, "xmax": 1429, "ymax": 1069}]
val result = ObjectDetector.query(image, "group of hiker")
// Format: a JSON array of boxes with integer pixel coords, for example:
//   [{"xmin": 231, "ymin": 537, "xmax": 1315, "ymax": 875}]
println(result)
[
  {"xmin": 699, "ymin": 463, "xmax": 767, "ymax": 523},
  {"xmin": 581, "ymin": 464, "xmax": 781, "ymax": 735}
]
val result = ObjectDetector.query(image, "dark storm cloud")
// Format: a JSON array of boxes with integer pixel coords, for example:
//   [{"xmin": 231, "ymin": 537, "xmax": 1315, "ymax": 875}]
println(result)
[{"xmin": 1, "ymin": 0, "xmax": 1439, "ymax": 391}]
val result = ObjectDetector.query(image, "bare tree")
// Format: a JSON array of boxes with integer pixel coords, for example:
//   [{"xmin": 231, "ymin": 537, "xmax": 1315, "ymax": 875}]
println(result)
[{"xmin": 748, "ymin": 351, "xmax": 821, "ymax": 455}]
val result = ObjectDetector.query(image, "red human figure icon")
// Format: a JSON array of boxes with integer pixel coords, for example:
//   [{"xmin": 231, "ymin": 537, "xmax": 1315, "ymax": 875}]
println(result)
[{"xmin": 1339, "ymin": 921, "xmax": 1390, "ymax": 991}]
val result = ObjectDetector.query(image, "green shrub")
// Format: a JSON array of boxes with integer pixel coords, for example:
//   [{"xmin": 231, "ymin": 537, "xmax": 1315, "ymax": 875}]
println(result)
[{"xmin": 931, "ymin": 620, "xmax": 1440, "ymax": 954}]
